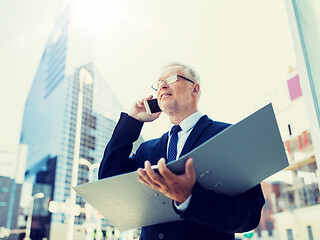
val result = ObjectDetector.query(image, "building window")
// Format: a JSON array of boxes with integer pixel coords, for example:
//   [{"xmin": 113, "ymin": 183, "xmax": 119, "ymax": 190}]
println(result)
[
  {"xmin": 287, "ymin": 229, "xmax": 294, "ymax": 240},
  {"xmin": 0, "ymin": 187, "xmax": 9, "ymax": 192},
  {"xmin": 307, "ymin": 226, "xmax": 314, "ymax": 240}
]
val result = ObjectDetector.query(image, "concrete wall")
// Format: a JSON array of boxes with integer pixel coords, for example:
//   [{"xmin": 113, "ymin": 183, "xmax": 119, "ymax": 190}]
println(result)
[
  {"xmin": 273, "ymin": 204, "xmax": 320, "ymax": 240},
  {"xmin": 49, "ymin": 223, "xmax": 85, "ymax": 240}
]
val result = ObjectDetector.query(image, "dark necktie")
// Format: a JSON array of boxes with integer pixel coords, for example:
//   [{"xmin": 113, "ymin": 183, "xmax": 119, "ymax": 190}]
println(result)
[{"xmin": 167, "ymin": 125, "xmax": 182, "ymax": 163}]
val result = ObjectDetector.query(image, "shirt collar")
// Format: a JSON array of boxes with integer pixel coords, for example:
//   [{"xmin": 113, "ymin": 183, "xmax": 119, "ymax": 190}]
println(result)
[{"xmin": 169, "ymin": 111, "xmax": 202, "ymax": 134}]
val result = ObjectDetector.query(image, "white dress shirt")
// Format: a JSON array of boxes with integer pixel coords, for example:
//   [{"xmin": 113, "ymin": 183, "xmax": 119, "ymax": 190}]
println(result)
[
  {"xmin": 167, "ymin": 111, "xmax": 202, "ymax": 211},
  {"xmin": 167, "ymin": 111, "xmax": 202, "ymax": 160}
]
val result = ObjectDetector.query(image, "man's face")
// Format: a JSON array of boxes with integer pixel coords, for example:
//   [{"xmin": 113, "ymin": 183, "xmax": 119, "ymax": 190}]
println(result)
[{"xmin": 156, "ymin": 67, "xmax": 196, "ymax": 115}]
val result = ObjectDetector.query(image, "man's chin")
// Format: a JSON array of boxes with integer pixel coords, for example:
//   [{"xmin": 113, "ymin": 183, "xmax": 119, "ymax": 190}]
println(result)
[
  {"xmin": 159, "ymin": 102, "xmax": 170, "ymax": 111},
  {"xmin": 160, "ymin": 102, "xmax": 177, "ymax": 114}
]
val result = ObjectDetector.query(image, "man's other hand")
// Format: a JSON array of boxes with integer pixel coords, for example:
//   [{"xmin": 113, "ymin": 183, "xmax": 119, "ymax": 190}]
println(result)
[
  {"xmin": 137, "ymin": 158, "xmax": 196, "ymax": 204},
  {"xmin": 128, "ymin": 95, "xmax": 161, "ymax": 122}
]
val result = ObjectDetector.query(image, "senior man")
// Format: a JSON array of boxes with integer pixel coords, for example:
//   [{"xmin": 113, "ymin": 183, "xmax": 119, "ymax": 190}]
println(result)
[{"xmin": 98, "ymin": 63, "xmax": 265, "ymax": 240}]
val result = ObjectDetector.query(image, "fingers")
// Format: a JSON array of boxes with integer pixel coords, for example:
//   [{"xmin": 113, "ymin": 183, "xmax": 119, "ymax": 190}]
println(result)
[
  {"xmin": 153, "ymin": 111, "xmax": 162, "ymax": 118},
  {"xmin": 136, "ymin": 99, "xmax": 145, "ymax": 109},
  {"xmin": 138, "ymin": 169, "xmax": 161, "ymax": 189},
  {"xmin": 144, "ymin": 161, "xmax": 164, "ymax": 184},
  {"xmin": 137, "ymin": 171, "xmax": 149, "ymax": 184},
  {"xmin": 136, "ymin": 95, "xmax": 154, "ymax": 108},
  {"xmin": 146, "ymin": 95, "xmax": 153, "ymax": 100},
  {"xmin": 137, "ymin": 158, "xmax": 196, "ymax": 202},
  {"xmin": 137, "ymin": 161, "xmax": 163, "ymax": 188},
  {"xmin": 185, "ymin": 158, "xmax": 196, "ymax": 177},
  {"xmin": 157, "ymin": 158, "xmax": 176, "ymax": 179},
  {"xmin": 139, "ymin": 158, "xmax": 195, "ymax": 184}
]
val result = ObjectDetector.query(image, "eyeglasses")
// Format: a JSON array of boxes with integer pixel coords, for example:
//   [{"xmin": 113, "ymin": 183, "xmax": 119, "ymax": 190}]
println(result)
[{"xmin": 151, "ymin": 74, "xmax": 195, "ymax": 91}]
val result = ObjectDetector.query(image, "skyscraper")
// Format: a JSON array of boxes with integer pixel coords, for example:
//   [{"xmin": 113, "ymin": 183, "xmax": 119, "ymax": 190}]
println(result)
[
  {"xmin": 19, "ymin": 4, "xmax": 143, "ymax": 239},
  {"xmin": 0, "ymin": 143, "xmax": 27, "ymax": 238}
]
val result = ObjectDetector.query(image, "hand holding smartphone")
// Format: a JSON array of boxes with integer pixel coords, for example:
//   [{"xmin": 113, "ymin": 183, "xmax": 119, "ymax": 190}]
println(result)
[{"xmin": 144, "ymin": 99, "xmax": 162, "ymax": 114}]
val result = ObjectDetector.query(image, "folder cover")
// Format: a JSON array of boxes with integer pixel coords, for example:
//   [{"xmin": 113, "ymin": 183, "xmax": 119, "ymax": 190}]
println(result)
[{"xmin": 74, "ymin": 103, "xmax": 289, "ymax": 231}]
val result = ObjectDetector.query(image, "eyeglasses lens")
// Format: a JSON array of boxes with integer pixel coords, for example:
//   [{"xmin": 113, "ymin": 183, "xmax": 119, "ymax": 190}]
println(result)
[{"xmin": 153, "ymin": 75, "xmax": 178, "ymax": 91}]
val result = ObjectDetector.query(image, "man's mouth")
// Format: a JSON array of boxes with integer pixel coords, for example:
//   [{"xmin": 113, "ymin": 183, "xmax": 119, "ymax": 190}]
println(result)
[{"xmin": 160, "ymin": 93, "xmax": 172, "ymax": 99}]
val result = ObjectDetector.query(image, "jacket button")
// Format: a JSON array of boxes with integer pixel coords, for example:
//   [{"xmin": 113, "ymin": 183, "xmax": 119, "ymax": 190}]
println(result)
[{"xmin": 158, "ymin": 233, "xmax": 164, "ymax": 239}]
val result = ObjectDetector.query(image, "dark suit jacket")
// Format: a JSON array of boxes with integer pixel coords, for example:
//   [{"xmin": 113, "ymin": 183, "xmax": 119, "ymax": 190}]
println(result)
[{"xmin": 99, "ymin": 113, "xmax": 265, "ymax": 240}]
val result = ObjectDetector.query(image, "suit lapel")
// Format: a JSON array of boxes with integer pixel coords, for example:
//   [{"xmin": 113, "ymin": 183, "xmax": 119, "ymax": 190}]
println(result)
[
  {"xmin": 180, "ymin": 115, "xmax": 211, "ymax": 157},
  {"xmin": 159, "ymin": 131, "xmax": 169, "ymax": 161}
]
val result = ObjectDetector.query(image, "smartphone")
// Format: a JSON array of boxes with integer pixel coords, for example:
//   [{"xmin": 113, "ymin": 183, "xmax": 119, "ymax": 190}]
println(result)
[{"xmin": 144, "ymin": 99, "xmax": 162, "ymax": 114}]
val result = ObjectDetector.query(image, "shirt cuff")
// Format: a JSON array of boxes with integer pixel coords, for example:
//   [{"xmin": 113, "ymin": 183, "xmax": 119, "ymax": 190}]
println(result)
[{"xmin": 174, "ymin": 195, "xmax": 192, "ymax": 212}]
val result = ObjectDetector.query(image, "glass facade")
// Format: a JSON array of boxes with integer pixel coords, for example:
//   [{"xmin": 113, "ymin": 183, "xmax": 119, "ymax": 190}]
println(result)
[
  {"xmin": 20, "ymin": 5, "xmax": 143, "ymax": 239},
  {"xmin": 0, "ymin": 176, "xmax": 22, "ymax": 230},
  {"xmin": 291, "ymin": 0, "xmax": 320, "ymax": 125}
]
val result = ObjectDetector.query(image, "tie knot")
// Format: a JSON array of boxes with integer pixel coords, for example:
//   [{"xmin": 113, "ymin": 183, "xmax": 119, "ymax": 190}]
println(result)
[{"xmin": 170, "ymin": 125, "xmax": 182, "ymax": 135}]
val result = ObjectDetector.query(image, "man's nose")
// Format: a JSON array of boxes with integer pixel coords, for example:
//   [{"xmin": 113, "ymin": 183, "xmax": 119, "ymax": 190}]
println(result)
[{"xmin": 159, "ymin": 81, "xmax": 169, "ymax": 90}]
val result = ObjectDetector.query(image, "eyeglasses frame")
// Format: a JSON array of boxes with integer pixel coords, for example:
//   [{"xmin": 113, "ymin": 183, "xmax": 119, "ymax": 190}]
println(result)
[{"xmin": 151, "ymin": 74, "xmax": 195, "ymax": 91}]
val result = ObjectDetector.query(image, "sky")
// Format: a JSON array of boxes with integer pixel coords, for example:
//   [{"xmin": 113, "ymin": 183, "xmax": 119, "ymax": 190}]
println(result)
[{"xmin": 0, "ymin": 0, "xmax": 297, "ymax": 146}]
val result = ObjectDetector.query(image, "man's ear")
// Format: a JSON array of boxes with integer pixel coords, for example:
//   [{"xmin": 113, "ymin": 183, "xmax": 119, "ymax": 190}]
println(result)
[{"xmin": 192, "ymin": 84, "xmax": 200, "ymax": 97}]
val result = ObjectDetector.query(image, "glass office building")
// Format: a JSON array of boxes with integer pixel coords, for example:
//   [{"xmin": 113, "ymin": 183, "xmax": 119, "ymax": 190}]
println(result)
[
  {"xmin": 286, "ymin": 0, "xmax": 320, "ymax": 175},
  {"xmin": 290, "ymin": 0, "xmax": 320, "ymax": 125},
  {"xmin": 20, "ymin": 5, "xmax": 143, "ymax": 239}
]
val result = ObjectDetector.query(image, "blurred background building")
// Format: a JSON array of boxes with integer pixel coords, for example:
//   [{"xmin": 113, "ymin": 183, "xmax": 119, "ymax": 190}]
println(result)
[
  {"xmin": 236, "ymin": 0, "xmax": 320, "ymax": 239},
  {"xmin": 271, "ymin": 0, "xmax": 320, "ymax": 239},
  {"xmin": 237, "ymin": 1, "xmax": 320, "ymax": 238},
  {"xmin": 247, "ymin": 69, "xmax": 320, "ymax": 240},
  {"xmin": 16, "ymin": 4, "xmax": 143, "ymax": 240},
  {"xmin": 0, "ymin": 144, "xmax": 27, "ymax": 239}
]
